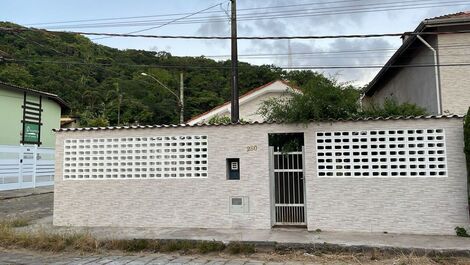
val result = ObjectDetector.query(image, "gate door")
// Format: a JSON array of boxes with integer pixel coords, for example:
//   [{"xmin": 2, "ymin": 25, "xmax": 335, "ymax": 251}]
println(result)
[{"xmin": 270, "ymin": 147, "xmax": 305, "ymax": 226}]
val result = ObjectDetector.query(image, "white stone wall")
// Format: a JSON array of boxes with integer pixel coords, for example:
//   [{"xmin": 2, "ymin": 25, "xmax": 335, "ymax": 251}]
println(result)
[
  {"xmin": 304, "ymin": 118, "xmax": 468, "ymax": 235},
  {"xmin": 54, "ymin": 118, "xmax": 468, "ymax": 235},
  {"xmin": 53, "ymin": 123, "xmax": 302, "ymax": 229}
]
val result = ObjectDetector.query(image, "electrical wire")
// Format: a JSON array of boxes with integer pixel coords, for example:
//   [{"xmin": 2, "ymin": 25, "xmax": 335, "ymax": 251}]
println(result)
[
  {"xmin": 25, "ymin": 0, "xmax": 459, "ymax": 27},
  {"xmin": 2, "ymin": 27, "xmax": 470, "ymax": 40},
  {"xmin": 5, "ymin": 58, "xmax": 470, "ymax": 70},
  {"xmin": 92, "ymin": 2, "xmax": 225, "ymax": 41},
  {"xmin": 33, "ymin": 1, "xmax": 470, "ymax": 29}
]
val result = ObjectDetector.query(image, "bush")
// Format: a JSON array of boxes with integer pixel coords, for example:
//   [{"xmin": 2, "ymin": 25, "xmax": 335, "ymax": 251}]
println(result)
[
  {"xmin": 455, "ymin": 226, "xmax": 469, "ymax": 237},
  {"xmin": 361, "ymin": 98, "xmax": 427, "ymax": 117}
]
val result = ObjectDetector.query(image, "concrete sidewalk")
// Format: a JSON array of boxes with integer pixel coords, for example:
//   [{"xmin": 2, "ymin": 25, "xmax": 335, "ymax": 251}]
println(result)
[
  {"xmin": 0, "ymin": 186, "xmax": 53, "ymax": 200},
  {"xmin": 28, "ymin": 216, "xmax": 470, "ymax": 254}
]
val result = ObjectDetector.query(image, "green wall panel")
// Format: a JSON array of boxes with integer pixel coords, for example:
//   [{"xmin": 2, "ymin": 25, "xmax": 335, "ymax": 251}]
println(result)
[{"xmin": 0, "ymin": 88, "xmax": 62, "ymax": 148}]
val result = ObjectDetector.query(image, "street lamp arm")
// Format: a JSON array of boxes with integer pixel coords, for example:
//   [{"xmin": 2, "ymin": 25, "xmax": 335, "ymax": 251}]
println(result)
[{"xmin": 142, "ymin": 73, "xmax": 180, "ymax": 100}]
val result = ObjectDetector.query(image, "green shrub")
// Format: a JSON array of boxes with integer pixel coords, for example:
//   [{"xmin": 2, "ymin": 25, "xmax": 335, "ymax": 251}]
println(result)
[
  {"xmin": 455, "ymin": 226, "xmax": 469, "ymax": 237},
  {"xmin": 361, "ymin": 98, "xmax": 427, "ymax": 118}
]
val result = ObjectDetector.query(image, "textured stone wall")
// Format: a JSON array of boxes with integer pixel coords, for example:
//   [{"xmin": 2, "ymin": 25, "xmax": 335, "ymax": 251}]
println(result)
[
  {"xmin": 304, "ymin": 118, "xmax": 468, "ymax": 235},
  {"xmin": 54, "ymin": 118, "xmax": 468, "ymax": 235}
]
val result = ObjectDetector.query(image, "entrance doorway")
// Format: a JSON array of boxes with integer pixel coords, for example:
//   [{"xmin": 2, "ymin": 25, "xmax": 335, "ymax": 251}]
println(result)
[{"xmin": 268, "ymin": 133, "xmax": 306, "ymax": 226}]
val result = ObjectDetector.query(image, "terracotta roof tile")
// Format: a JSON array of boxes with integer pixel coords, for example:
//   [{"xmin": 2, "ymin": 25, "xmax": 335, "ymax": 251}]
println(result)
[{"xmin": 426, "ymin": 11, "xmax": 470, "ymax": 20}]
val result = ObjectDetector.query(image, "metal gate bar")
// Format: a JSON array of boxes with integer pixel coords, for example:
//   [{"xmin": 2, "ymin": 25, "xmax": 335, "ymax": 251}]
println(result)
[{"xmin": 271, "ymin": 148, "xmax": 305, "ymax": 225}]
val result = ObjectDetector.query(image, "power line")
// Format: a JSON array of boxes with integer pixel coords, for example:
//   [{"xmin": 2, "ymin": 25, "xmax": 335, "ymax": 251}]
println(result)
[
  {"xmin": 21, "ymin": 0, "xmax": 378, "ymax": 26},
  {"xmin": 25, "ymin": 0, "xmax": 460, "ymax": 28},
  {"xmin": 6, "ymin": 58, "xmax": 470, "ymax": 70},
  {"xmin": 93, "ymin": 2, "xmax": 225, "ymax": 41},
  {"xmin": 33, "ymin": 1, "xmax": 470, "ymax": 29},
  {"xmin": 119, "ymin": 2, "xmax": 225, "ymax": 35},
  {"xmin": 2, "ymin": 27, "xmax": 470, "ymax": 40}
]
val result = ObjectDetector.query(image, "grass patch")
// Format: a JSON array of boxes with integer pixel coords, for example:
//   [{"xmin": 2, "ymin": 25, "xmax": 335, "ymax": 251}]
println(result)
[
  {"xmin": 0, "ymin": 217, "xmax": 30, "ymax": 227},
  {"xmin": 226, "ymin": 242, "xmax": 255, "ymax": 254},
  {"xmin": 0, "ymin": 220, "xmax": 233, "ymax": 254}
]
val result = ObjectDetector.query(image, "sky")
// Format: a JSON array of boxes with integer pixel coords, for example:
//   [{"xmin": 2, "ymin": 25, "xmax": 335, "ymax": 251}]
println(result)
[{"xmin": 2, "ymin": 0, "xmax": 470, "ymax": 86}]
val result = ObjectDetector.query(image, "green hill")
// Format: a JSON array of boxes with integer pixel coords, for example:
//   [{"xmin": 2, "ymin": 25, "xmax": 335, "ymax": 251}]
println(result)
[{"xmin": 0, "ymin": 22, "xmax": 323, "ymax": 125}]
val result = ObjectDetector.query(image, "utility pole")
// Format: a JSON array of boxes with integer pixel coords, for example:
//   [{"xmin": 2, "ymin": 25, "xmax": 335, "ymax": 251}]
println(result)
[
  {"xmin": 230, "ymin": 0, "xmax": 239, "ymax": 123},
  {"xmin": 287, "ymin": 39, "xmax": 293, "ymax": 69},
  {"xmin": 179, "ymin": 72, "xmax": 184, "ymax": 124}
]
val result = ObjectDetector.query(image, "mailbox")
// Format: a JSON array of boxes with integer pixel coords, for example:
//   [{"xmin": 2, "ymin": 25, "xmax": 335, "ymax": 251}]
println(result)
[{"xmin": 226, "ymin": 158, "xmax": 240, "ymax": 180}]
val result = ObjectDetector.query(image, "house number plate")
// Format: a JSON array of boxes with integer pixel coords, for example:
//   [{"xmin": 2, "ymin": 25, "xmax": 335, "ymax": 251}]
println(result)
[{"xmin": 246, "ymin": 145, "xmax": 257, "ymax": 152}]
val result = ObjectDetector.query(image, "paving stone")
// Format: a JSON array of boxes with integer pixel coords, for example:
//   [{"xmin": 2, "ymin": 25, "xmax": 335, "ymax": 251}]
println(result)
[
  {"xmin": 68, "ymin": 256, "xmax": 103, "ymax": 265},
  {"xmin": 105, "ymin": 255, "xmax": 141, "ymax": 265},
  {"xmin": 224, "ymin": 260, "xmax": 246, "ymax": 265},
  {"xmin": 185, "ymin": 258, "xmax": 209, "ymax": 265},
  {"xmin": 126, "ymin": 255, "xmax": 160, "ymax": 265},
  {"xmin": 147, "ymin": 255, "xmax": 177, "ymax": 265},
  {"xmin": 92, "ymin": 255, "xmax": 127, "ymax": 264},
  {"xmin": 204, "ymin": 260, "xmax": 227, "ymax": 265},
  {"xmin": 284, "ymin": 262, "xmax": 304, "ymax": 265},
  {"xmin": 167, "ymin": 256, "xmax": 194, "ymax": 265}
]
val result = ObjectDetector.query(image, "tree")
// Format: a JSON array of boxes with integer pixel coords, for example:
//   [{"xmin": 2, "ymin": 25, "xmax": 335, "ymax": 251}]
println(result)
[
  {"xmin": 259, "ymin": 76, "xmax": 428, "ymax": 123},
  {"xmin": 258, "ymin": 77, "xmax": 360, "ymax": 122}
]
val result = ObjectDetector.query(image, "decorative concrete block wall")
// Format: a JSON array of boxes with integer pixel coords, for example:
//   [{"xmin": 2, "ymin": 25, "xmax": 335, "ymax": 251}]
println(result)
[
  {"xmin": 53, "ymin": 123, "xmax": 302, "ymax": 229},
  {"xmin": 304, "ymin": 118, "xmax": 468, "ymax": 235},
  {"xmin": 54, "ymin": 117, "xmax": 468, "ymax": 235}
]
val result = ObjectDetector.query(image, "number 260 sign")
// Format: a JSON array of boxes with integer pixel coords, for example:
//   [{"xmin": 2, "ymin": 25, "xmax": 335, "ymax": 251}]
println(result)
[{"xmin": 246, "ymin": 145, "xmax": 257, "ymax": 152}]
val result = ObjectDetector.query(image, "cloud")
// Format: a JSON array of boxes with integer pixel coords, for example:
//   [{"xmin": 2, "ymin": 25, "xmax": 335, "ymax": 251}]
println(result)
[
  {"xmin": 193, "ymin": 0, "xmax": 469, "ymax": 85},
  {"xmin": 239, "ymin": 38, "xmax": 396, "ymax": 86}
]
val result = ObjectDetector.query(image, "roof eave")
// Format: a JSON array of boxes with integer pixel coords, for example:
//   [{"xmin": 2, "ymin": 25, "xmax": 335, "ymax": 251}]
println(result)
[{"xmin": 0, "ymin": 82, "xmax": 70, "ymax": 111}]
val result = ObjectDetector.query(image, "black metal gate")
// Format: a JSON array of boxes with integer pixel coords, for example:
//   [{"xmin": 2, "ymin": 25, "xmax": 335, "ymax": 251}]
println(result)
[{"xmin": 270, "ymin": 148, "xmax": 305, "ymax": 225}]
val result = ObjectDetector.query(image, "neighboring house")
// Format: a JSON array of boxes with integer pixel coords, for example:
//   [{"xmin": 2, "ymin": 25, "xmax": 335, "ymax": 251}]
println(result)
[
  {"xmin": 0, "ymin": 81, "xmax": 68, "ymax": 190},
  {"xmin": 60, "ymin": 116, "xmax": 80, "ymax": 128},
  {"xmin": 187, "ymin": 80, "xmax": 300, "ymax": 125},
  {"xmin": 362, "ymin": 11, "xmax": 470, "ymax": 115}
]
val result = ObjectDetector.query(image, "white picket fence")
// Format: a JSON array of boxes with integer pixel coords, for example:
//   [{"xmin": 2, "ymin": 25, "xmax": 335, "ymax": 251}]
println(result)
[{"xmin": 0, "ymin": 145, "xmax": 55, "ymax": 191}]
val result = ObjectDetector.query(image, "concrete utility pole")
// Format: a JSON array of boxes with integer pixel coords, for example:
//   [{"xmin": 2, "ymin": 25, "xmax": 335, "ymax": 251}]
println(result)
[
  {"xmin": 179, "ymin": 72, "xmax": 184, "ymax": 124},
  {"xmin": 230, "ymin": 0, "xmax": 239, "ymax": 123}
]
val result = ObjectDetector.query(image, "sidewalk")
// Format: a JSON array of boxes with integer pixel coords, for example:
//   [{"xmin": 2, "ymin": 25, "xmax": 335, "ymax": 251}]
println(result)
[
  {"xmin": 28, "ymin": 216, "xmax": 470, "ymax": 255},
  {"xmin": 0, "ymin": 186, "xmax": 53, "ymax": 200}
]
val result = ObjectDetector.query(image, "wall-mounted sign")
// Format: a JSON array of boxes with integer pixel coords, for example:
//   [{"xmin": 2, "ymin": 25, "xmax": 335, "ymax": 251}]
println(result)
[
  {"xmin": 21, "ymin": 92, "xmax": 42, "ymax": 146},
  {"xmin": 24, "ymin": 122, "xmax": 40, "ymax": 143}
]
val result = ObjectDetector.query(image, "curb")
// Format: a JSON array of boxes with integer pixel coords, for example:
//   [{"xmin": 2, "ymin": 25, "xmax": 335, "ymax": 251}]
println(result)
[{"xmin": 0, "ymin": 191, "xmax": 53, "ymax": 201}]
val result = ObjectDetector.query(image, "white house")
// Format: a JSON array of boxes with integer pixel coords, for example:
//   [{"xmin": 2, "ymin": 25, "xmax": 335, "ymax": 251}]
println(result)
[{"xmin": 187, "ymin": 80, "xmax": 300, "ymax": 125}]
